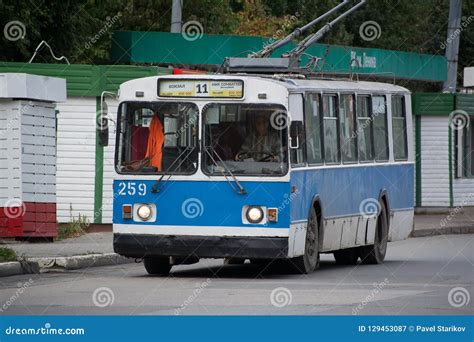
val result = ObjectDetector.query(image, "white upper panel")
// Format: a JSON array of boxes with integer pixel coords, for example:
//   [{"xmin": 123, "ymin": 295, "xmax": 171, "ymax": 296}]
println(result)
[
  {"xmin": 118, "ymin": 74, "xmax": 410, "ymax": 103},
  {"xmin": 0, "ymin": 73, "xmax": 67, "ymax": 103}
]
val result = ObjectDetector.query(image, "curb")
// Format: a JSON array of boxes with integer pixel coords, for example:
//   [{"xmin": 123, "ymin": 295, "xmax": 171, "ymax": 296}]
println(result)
[
  {"xmin": 0, "ymin": 253, "xmax": 134, "ymax": 277},
  {"xmin": 0, "ymin": 262, "xmax": 23, "ymax": 277},
  {"xmin": 411, "ymin": 226, "xmax": 474, "ymax": 237}
]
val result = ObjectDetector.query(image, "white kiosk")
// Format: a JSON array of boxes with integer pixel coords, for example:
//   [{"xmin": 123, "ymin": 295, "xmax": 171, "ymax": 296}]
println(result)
[{"xmin": 0, "ymin": 73, "xmax": 66, "ymax": 239}]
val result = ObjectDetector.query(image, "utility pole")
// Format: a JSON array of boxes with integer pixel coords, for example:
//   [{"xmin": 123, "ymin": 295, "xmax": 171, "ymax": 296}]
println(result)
[
  {"xmin": 443, "ymin": 0, "xmax": 462, "ymax": 92},
  {"xmin": 170, "ymin": 0, "xmax": 182, "ymax": 33}
]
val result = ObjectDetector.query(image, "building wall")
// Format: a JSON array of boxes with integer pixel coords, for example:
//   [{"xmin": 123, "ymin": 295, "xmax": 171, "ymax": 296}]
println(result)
[
  {"xmin": 55, "ymin": 97, "xmax": 96, "ymax": 223},
  {"xmin": 0, "ymin": 100, "xmax": 21, "ymax": 206},
  {"xmin": 420, "ymin": 116, "xmax": 450, "ymax": 206},
  {"xmin": 20, "ymin": 101, "xmax": 56, "ymax": 204}
]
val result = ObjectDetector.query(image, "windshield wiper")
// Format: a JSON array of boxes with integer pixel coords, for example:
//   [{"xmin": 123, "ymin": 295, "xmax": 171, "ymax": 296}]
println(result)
[
  {"xmin": 151, "ymin": 146, "xmax": 195, "ymax": 193},
  {"xmin": 204, "ymin": 146, "xmax": 247, "ymax": 195}
]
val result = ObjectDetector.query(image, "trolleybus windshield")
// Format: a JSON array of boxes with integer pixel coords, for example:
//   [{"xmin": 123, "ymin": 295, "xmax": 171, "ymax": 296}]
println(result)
[
  {"xmin": 116, "ymin": 101, "xmax": 198, "ymax": 175},
  {"xmin": 202, "ymin": 103, "xmax": 288, "ymax": 176}
]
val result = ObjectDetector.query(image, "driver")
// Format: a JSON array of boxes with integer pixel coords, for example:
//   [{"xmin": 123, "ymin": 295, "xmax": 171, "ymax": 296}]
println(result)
[{"xmin": 236, "ymin": 114, "xmax": 281, "ymax": 161}]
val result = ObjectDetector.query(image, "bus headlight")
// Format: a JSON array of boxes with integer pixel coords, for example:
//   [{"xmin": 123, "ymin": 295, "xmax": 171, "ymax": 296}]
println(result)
[
  {"xmin": 136, "ymin": 204, "xmax": 153, "ymax": 221},
  {"xmin": 246, "ymin": 206, "xmax": 264, "ymax": 224}
]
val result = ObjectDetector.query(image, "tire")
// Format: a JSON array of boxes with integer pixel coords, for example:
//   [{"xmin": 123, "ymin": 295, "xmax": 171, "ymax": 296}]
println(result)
[
  {"xmin": 291, "ymin": 207, "xmax": 320, "ymax": 274},
  {"xmin": 359, "ymin": 201, "xmax": 388, "ymax": 264},
  {"xmin": 333, "ymin": 248, "xmax": 359, "ymax": 265},
  {"xmin": 143, "ymin": 257, "xmax": 172, "ymax": 275}
]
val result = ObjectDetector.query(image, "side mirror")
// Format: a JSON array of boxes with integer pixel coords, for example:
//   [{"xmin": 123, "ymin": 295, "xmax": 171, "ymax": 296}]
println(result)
[
  {"xmin": 98, "ymin": 99, "xmax": 109, "ymax": 147},
  {"xmin": 290, "ymin": 121, "xmax": 303, "ymax": 149}
]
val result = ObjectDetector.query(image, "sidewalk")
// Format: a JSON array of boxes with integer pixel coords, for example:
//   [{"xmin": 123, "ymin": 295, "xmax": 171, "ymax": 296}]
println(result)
[
  {"xmin": 2, "ymin": 232, "xmax": 113, "ymax": 258},
  {"xmin": 0, "ymin": 232, "xmax": 131, "ymax": 276},
  {"xmin": 413, "ymin": 208, "xmax": 474, "ymax": 237}
]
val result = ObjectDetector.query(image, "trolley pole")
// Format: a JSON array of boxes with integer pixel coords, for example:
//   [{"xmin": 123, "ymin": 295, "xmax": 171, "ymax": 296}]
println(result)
[
  {"xmin": 443, "ymin": 0, "xmax": 462, "ymax": 93},
  {"xmin": 170, "ymin": 0, "xmax": 182, "ymax": 33}
]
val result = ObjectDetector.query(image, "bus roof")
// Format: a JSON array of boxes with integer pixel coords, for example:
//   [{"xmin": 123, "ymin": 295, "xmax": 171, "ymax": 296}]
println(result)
[{"xmin": 119, "ymin": 74, "xmax": 410, "ymax": 102}]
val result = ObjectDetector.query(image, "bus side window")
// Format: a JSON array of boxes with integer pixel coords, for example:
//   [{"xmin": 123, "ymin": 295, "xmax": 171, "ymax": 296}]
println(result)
[
  {"xmin": 304, "ymin": 93, "xmax": 323, "ymax": 165},
  {"xmin": 290, "ymin": 94, "xmax": 305, "ymax": 167},
  {"xmin": 340, "ymin": 94, "xmax": 357, "ymax": 163},
  {"xmin": 322, "ymin": 94, "xmax": 340, "ymax": 164},
  {"xmin": 391, "ymin": 95, "xmax": 408, "ymax": 160},
  {"xmin": 356, "ymin": 96, "xmax": 374, "ymax": 161},
  {"xmin": 372, "ymin": 95, "xmax": 389, "ymax": 161}
]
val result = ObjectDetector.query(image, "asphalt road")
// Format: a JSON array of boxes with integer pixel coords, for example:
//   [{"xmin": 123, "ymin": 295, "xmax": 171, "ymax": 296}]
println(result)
[{"xmin": 0, "ymin": 234, "xmax": 472, "ymax": 315}]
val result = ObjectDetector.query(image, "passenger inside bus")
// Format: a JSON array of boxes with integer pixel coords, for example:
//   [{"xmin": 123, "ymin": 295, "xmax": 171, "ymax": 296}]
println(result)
[
  {"xmin": 144, "ymin": 112, "xmax": 164, "ymax": 171},
  {"xmin": 202, "ymin": 103, "xmax": 287, "ymax": 175},
  {"xmin": 235, "ymin": 114, "xmax": 281, "ymax": 161},
  {"xmin": 119, "ymin": 102, "xmax": 198, "ymax": 174}
]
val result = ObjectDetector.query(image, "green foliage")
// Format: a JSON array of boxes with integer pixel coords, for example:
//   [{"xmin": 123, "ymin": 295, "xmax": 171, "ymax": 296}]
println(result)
[
  {"xmin": 0, "ymin": 0, "xmax": 472, "ymax": 84},
  {"xmin": 58, "ymin": 214, "xmax": 89, "ymax": 240},
  {"xmin": 0, "ymin": 247, "xmax": 17, "ymax": 263}
]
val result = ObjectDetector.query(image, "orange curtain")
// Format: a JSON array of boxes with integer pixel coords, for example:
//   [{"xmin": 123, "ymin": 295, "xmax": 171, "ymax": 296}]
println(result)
[{"xmin": 145, "ymin": 113, "xmax": 164, "ymax": 171}]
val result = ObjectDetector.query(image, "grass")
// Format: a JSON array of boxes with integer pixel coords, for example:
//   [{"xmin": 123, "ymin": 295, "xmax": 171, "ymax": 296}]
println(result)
[
  {"xmin": 0, "ymin": 247, "xmax": 17, "ymax": 263},
  {"xmin": 57, "ymin": 213, "xmax": 89, "ymax": 240}
]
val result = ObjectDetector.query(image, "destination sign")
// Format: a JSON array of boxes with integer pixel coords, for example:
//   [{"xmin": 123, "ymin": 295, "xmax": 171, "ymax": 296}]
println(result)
[{"xmin": 158, "ymin": 79, "xmax": 243, "ymax": 98}]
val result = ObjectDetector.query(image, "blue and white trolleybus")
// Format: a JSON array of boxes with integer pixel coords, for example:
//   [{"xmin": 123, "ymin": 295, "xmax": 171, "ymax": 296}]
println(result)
[{"xmin": 109, "ymin": 74, "xmax": 414, "ymax": 275}]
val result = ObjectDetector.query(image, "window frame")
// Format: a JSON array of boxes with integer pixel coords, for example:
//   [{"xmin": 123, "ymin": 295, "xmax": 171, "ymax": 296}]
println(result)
[
  {"xmin": 371, "ymin": 94, "xmax": 390, "ymax": 163},
  {"xmin": 290, "ymin": 93, "xmax": 307, "ymax": 168},
  {"xmin": 200, "ymin": 102, "xmax": 290, "ymax": 177},
  {"xmin": 391, "ymin": 95, "xmax": 408, "ymax": 161},
  {"xmin": 355, "ymin": 94, "xmax": 375, "ymax": 163},
  {"xmin": 303, "ymin": 92, "xmax": 324, "ymax": 166},
  {"xmin": 114, "ymin": 101, "xmax": 200, "ymax": 176},
  {"xmin": 339, "ymin": 92, "xmax": 358, "ymax": 164},
  {"xmin": 321, "ymin": 93, "xmax": 341, "ymax": 165}
]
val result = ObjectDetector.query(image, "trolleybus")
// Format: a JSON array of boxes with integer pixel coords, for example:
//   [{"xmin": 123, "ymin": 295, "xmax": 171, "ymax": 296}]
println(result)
[{"xmin": 108, "ymin": 74, "xmax": 413, "ymax": 274}]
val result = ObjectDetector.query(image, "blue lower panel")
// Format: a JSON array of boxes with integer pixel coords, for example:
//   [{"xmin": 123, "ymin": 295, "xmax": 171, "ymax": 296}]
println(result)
[
  {"xmin": 290, "ymin": 164, "xmax": 414, "ymax": 222},
  {"xmin": 0, "ymin": 316, "xmax": 471, "ymax": 342},
  {"xmin": 113, "ymin": 180, "xmax": 291, "ymax": 228}
]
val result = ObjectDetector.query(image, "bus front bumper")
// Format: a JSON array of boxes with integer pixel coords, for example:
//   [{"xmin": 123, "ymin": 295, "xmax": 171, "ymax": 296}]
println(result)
[{"xmin": 113, "ymin": 233, "xmax": 289, "ymax": 259}]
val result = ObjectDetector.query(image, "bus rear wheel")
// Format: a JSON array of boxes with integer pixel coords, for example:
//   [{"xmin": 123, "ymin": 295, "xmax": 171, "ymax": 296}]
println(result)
[
  {"xmin": 291, "ymin": 207, "xmax": 320, "ymax": 274},
  {"xmin": 359, "ymin": 201, "xmax": 388, "ymax": 264},
  {"xmin": 143, "ymin": 257, "xmax": 172, "ymax": 275}
]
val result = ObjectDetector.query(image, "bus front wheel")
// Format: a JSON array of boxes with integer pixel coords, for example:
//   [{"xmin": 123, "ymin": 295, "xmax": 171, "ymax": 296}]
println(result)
[
  {"xmin": 143, "ymin": 257, "xmax": 172, "ymax": 275},
  {"xmin": 291, "ymin": 207, "xmax": 320, "ymax": 274},
  {"xmin": 359, "ymin": 201, "xmax": 388, "ymax": 264}
]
